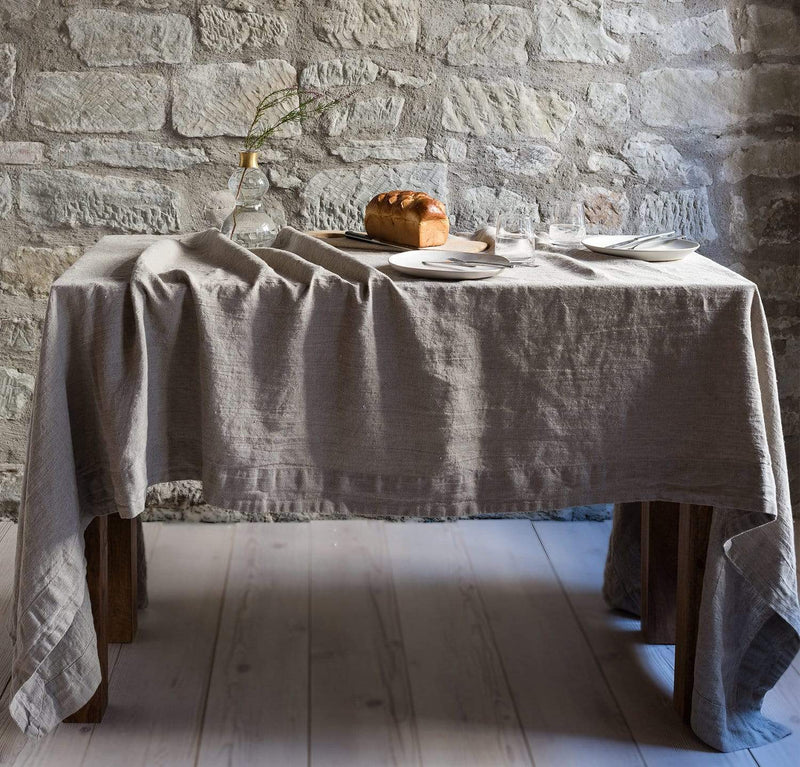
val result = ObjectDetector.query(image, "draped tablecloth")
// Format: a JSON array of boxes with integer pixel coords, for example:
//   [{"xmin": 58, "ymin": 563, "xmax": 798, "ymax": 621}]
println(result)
[{"xmin": 9, "ymin": 227, "xmax": 799, "ymax": 751}]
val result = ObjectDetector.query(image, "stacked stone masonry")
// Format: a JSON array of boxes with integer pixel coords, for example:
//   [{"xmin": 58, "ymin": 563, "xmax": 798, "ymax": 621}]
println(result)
[{"xmin": 0, "ymin": 0, "xmax": 797, "ymax": 521}]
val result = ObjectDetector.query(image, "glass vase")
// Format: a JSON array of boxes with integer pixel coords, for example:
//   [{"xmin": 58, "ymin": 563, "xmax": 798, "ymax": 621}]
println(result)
[{"xmin": 220, "ymin": 151, "xmax": 277, "ymax": 249}]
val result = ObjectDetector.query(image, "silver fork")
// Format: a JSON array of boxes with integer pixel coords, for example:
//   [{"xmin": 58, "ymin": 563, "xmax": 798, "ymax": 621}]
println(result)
[{"xmin": 423, "ymin": 260, "xmax": 477, "ymax": 269}]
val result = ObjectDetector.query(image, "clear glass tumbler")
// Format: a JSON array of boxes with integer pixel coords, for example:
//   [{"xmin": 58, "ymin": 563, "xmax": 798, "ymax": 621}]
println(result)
[
  {"xmin": 495, "ymin": 212, "xmax": 536, "ymax": 262},
  {"xmin": 548, "ymin": 201, "xmax": 586, "ymax": 246}
]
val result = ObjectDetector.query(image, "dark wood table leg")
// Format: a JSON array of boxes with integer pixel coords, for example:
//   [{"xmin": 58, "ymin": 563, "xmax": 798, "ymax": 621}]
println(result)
[
  {"xmin": 641, "ymin": 501, "xmax": 680, "ymax": 644},
  {"xmin": 65, "ymin": 515, "xmax": 108, "ymax": 723},
  {"xmin": 674, "ymin": 503, "xmax": 713, "ymax": 723},
  {"xmin": 108, "ymin": 514, "xmax": 138, "ymax": 643}
]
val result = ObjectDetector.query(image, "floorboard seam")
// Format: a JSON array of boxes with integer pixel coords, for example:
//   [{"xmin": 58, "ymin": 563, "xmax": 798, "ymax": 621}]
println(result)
[
  {"xmin": 193, "ymin": 526, "xmax": 235, "ymax": 767},
  {"xmin": 531, "ymin": 521, "xmax": 648, "ymax": 767},
  {"xmin": 306, "ymin": 523, "xmax": 312, "ymax": 767},
  {"xmin": 380, "ymin": 523, "xmax": 423, "ymax": 767},
  {"xmin": 457, "ymin": 524, "xmax": 536, "ymax": 767}
]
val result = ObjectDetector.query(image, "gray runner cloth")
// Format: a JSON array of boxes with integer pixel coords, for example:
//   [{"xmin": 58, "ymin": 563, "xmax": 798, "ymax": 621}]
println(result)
[{"xmin": 9, "ymin": 228, "xmax": 799, "ymax": 751}]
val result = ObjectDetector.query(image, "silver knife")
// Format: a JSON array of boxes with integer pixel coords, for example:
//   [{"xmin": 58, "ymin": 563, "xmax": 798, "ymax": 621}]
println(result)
[{"xmin": 343, "ymin": 231, "xmax": 407, "ymax": 251}]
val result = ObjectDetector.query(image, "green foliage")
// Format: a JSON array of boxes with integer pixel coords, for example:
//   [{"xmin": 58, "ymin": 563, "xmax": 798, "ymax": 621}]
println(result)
[{"xmin": 243, "ymin": 87, "xmax": 352, "ymax": 151}]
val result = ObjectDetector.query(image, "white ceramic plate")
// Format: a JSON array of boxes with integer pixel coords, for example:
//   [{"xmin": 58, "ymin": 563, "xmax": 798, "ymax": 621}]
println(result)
[
  {"xmin": 388, "ymin": 251, "xmax": 502, "ymax": 280},
  {"xmin": 582, "ymin": 235, "xmax": 700, "ymax": 262}
]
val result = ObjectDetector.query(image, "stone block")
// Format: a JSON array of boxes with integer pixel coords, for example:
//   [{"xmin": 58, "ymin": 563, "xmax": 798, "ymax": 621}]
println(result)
[
  {"xmin": 431, "ymin": 138, "xmax": 467, "ymax": 163},
  {"xmin": 742, "ymin": 5, "xmax": 800, "ymax": 57},
  {"xmin": 301, "ymin": 162, "xmax": 447, "ymax": 230},
  {"xmin": 455, "ymin": 186, "xmax": 539, "ymax": 230},
  {"xmin": 0, "ymin": 44, "xmax": 15, "ymax": 125},
  {"xmin": 442, "ymin": 77, "xmax": 575, "ymax": 142},
  {"xmin": 29, "ymin": 71, "xmax": 167, "ymax": 133},
  {"xmin": 19, "ymin": 170, "xmax": 180, "ymax": 233},
  {"xmin": 658, "ymin": 10, "xmax": 735, "ymax": 55},
  {"xmin": 314, "ymin": 0, "xmax": 419, "ymax": 49},
  {"xmin": 639, "ymin": 66, "xmax": 800, "ymax": 131},
  {"xmin": 300, "ymin": 58, "xmax": 379, "ymax": 88},
  {"xmin": 173, "ymin": 60, "xmax": 298, "ymax": 138},
  {"xmin": 0, "ymin": 142, "xmax": 46, "ymax": 164},
  {"xmin": 0, "ymin": 244, "xmax": 81, "ymax": 298},
  {"xmin": 487, "ymin": 145, "xmax": 562, "ymax": 177},
  {"xmin": 731, "ymin": 193, "xmax": 799, "ymax": 251},
  {"xmin": 0, "ymin": 172, "xmax": 10, "ymax": 219},
  {"xmin": 198, "ymin": 5, "xmax": 289, "ymax": 52},
  {"xmin": 0, "ymin": 463, "xmax": 23, "ymax": 518},
  {"xmin": 384, "ymin": 69, "xmax": 436, "ymax": 88},
  {"xmin": 447, "ymin": 3, "xmax": 532, "ymax": 66},
  {"xmin": 325, "ymin": 96, "xmax": 404, "ymax": 137},
  {"xmin": 582, "ymin": 185, "xmax": 629, "ymax": 232},
  {"xmin": 56, "ymin": 138, "xmax": 208, "ymax": 170},
  {"xmin": 639, "ymin": 188, "xmax": 717, "ymax": 243},
  {"xmin": 331, "ymin": 137, "xmax": 426, "ymax": 162},
  {"xmin": 0, "ymin": 0, "xmax": 39, "ymax": 23},
  {"xmin": 621, "ymin": 133, "xmax": 711, "ymax": 186},
  {"xmin": 538, "ymin": 0, "xmax": 629, "ymax": 64},
  {"xmin": 586, "ymin": 82, "xmax": 629, "ymax": 125},
  {"xmin": 267, "ymin": 169, "xmax": 303, "ymax": 190},
  {"xmin": 67, "ymin": 9, "xmax": 192, "ymax": 66},
  {"xmin": 0, "ymin": 367, "xmax": 34, "ymax": 420},
  {"xmin": 722, "ymin": 140, "xmax": 800, "ymax": 184},
  {"xmin": 0, "ymin": 317, "xmax": 42, "ymax": 353},
  {"xmin": 604, "ymin": 7, "xmax": 658, "ymax": 36},
  {"xmin": 587, "ymin": 153, "xmax": 630, "ymax": 176}
]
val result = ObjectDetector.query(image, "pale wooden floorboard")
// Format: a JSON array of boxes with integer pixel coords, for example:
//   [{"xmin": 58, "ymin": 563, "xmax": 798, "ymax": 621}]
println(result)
[
  {"xmin": 0, "ymin": 520, "xmax": 16, "ymax": 695},
  {"xmin": 309, "ymin": 520, "xmax": 421, "ymax": 767},
  {"xmin": 0, "ymin": 518, "xmax": 798, "ymax": 766},
  {"xmin": 385, "ymin": 521, "xmax": 533, "ymax": 767},
  {"xmin": 196, "ymin": 522, "xmax": 310, "ymax": 767},
  {"xmin": 458, "ymin": 519, "xmax": 645, "ymax": 767},
  {"xmin": 74, "ymin": 523, "xmax": 233, "ymax": 767},
  {"xmin": 533, "ymin": 520, "xmax": 758, "ymax": 767}
]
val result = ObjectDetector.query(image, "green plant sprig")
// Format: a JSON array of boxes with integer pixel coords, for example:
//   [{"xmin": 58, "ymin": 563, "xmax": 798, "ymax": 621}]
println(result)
[{"xmin": 242, "ymin": 86, "xmax": 354, "ymax": 152}]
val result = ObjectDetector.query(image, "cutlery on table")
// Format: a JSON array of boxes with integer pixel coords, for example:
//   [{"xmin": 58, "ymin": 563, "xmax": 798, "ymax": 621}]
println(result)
[
  {"xmin": 422, "ymin": 260, "xmax": 477, "ymax": 269},
  {"xmin": 445, "ymin": 253, "xmax": 515, "ymax": 267},
  {"xmin": 612, "ymin": 231, "xmax": 675, "ymax": 250},
  {"xmin": 424, "ymin": 258, "xmax": 515, "ymax": 269},
  {"xmin": 343, "ymin": 231, "xmax": 408, "ymax": 251}
]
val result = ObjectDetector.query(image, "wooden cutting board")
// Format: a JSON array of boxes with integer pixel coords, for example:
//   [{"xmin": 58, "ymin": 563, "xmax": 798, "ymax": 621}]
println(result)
[{"xmin": 309, "ymin": 231, "xmax": 489, "ymax": 254}]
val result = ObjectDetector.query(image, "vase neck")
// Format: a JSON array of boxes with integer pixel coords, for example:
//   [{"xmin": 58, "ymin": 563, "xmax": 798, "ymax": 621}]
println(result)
[{"xmin": 238, "ymin": 151, "xmax": 259, "ymax": 169}]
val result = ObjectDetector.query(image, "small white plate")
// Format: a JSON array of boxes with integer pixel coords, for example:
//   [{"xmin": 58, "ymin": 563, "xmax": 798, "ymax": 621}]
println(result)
[
  {"xmin": 582, "ymin": 235, "xmax": 700, "ymax": 262},
  {"xmin": 388, "ymin": 251, "xmax": 502, "ymax": 280}
]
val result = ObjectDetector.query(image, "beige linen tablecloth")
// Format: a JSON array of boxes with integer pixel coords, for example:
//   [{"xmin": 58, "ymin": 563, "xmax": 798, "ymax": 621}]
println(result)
[{"xmin": 9, "ymin": 228, "xmax": 799, "ymax": 751}]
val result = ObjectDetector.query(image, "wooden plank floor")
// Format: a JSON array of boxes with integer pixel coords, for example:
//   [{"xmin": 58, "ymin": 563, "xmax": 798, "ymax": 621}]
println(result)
[{"xmin": 0, "ymin": 517, "xmax": 798, "ymax": 766}]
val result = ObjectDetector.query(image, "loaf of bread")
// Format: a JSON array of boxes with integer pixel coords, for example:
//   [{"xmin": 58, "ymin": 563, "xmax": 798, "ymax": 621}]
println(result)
[{"xmin": 364, "ymin": 191, "xmax": 449, "ymax": 248}]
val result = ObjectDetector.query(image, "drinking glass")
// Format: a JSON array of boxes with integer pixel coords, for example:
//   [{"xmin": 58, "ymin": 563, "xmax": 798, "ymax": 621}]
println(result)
[
  {"xmin": 495, "ymin": 211, "xmax": 536, "ymax": 262},
  {"xmin": 548, "ymin": 200, "xmax": 586, "ymax": 246}
]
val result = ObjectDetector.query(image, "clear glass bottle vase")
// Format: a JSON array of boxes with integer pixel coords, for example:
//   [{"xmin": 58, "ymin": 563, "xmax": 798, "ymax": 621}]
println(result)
[{"xmin": 220, "ymin": 151, "xmax": 277, "ymax": 249}]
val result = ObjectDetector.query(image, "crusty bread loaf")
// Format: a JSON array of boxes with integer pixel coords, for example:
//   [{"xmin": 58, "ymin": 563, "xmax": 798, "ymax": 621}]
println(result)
[{"xmin": 364, "ymin": 190, "xmax": 449, "ymax": 248}]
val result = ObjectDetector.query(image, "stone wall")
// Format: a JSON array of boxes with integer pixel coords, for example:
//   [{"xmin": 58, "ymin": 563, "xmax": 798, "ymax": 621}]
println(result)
[{"xmin": 0, "ymin": 0, "xmax": 798, "ymax": 521}]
